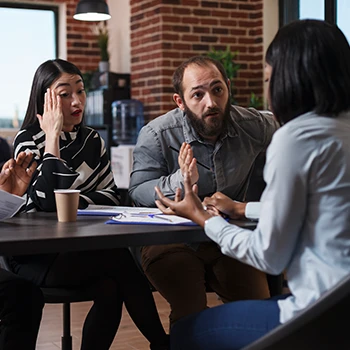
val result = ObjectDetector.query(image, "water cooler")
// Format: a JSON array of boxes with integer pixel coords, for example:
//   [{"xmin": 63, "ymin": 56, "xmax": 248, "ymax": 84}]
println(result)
[
  {"xmin": 111, "ymin": 99, "xmax": 144, "ymax": 145},
  {"xmin": 110, "ymin": 99, "xmax": 144, "ymax": 195}
]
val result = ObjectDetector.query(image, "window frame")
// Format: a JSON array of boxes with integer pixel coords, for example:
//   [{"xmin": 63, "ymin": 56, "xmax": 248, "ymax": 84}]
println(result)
[
  {"xmin": 0, "ymin": 1, "xmax": 59, "ymax": 57},
  {"xmin": 0, "ymin": 2, "xmax": 59, "ymax": 129},
  {"xmin": 279, "ymin": 0, "xmax": 337, "ymax": 25}
]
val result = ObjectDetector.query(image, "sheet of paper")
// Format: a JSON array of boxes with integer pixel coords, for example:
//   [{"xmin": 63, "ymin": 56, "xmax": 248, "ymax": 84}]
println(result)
[
  {"xmin": 78, "ymin": 205, "xmax": 162, "ymax": 216},
  {"xmin": 0, "ymin": 189, "xmax": 25, "ymax": 221},
  {"xmin": 107, "ymin": 211, "xmax": 196, "ymax": 226}
]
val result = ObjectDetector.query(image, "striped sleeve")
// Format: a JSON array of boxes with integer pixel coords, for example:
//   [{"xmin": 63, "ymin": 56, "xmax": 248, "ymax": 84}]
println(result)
[
  {"xmin": 14, "ymin": 126, "xmax": 121, "ymax": 212},
  {"xmin": 78, "ymin": 136, "xmax": 121, "ymax": 207}
]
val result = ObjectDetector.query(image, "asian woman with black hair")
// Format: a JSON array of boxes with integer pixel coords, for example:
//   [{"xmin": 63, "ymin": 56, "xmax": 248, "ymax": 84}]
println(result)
[
  {"xmin": 10, "ymin": 59, "xmax": 169, "ymax": 350},
  {"xmin": 155, "ymin": 19, "xmax": 350, "ymax": 349}
]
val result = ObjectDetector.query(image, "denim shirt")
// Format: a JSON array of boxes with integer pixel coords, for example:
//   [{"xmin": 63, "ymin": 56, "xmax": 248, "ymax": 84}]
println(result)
[{"xmin": 129, "ymin": 105, "xmax": 278, "ymax": 207}]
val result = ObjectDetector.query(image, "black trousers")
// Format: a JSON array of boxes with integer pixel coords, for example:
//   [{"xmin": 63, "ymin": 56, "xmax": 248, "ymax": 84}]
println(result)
[
  {"xmin": 0, "ymin": 268, "xmax": 44, "ymax": 350},
  {"xmin": 13, "ymin": 248, "xmax": 169, "ymax": 350}
]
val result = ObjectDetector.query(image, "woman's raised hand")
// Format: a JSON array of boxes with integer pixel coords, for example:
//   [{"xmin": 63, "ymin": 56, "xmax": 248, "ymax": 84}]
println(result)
[
  {"xmin": 37, "ymin": 88, "xmax": 63, "ymax": 138},
  {"xmin": 36, "ymin": 88, "xmax": 63, "ymax": 157}
]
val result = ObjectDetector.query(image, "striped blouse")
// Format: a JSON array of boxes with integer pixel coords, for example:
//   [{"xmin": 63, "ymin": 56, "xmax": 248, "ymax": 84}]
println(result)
[{"xmin": 14, "ymin": 123, "xmax": 120, "ymax": 212}]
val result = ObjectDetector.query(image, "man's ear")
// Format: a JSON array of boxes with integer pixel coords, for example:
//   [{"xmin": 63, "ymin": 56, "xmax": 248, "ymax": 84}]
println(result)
[{"xmin": 173, "ymin": 93, "xmax": 185, "ymax": 111}]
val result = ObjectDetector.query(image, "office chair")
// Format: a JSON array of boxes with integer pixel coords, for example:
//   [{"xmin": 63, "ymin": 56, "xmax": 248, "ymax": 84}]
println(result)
[
  {"xmin": 0, "ymin": 256, "xmax": 96, "ymax": 350},
  {"xmin": 242, "ymin": 273, "xmax": 350, "ymax": 350}
]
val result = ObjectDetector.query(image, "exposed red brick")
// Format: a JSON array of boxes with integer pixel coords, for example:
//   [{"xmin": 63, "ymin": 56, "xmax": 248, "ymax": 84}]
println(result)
[
  {"xmin": 173, "ymin": 7, "xmax": 192, "ymax": 15},
  {"xmin": 219, "ymin": 19, "xmax": 238, "ymax": 27},
  {"xmin": 230, "ymin": 28, "xmax": 247, "ymax": 36},
  {"xmin": 182, "ymin": 17, "xmax": 200, "ymax": 24},
  {"xmin": 202, "ymin": 1, "xmax": 219, "ymax": 8},
  {"xmin": 213, "ymin": 27, "xmax": 229, "ymax": 35},
  {"xmin": 201, "ymin": 36, "xmax": 219, "ymax": 43},
  {"xmin": 193, "ymin": 27, "xmax": 211, "ymax": 34},
  {"xmin": 130, "ymin": 0, "xmax": 265, "ymax": 120}
]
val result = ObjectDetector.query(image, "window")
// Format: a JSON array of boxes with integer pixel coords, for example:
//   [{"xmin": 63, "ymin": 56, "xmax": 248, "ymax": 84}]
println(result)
[
  {"xmin": 280, "ymin": 0, "xmax": 350, "ymax": 42},
  {"xmin": 299, "ymin": 0, "xmax": 325, "ymax": 20},
  {"xmin": 0, "ymin": 3, "xmax": 58, "ymax": 128},
  {"xmin": 337, "ymin": 0, "xmax": 350, "ymax": 40}
]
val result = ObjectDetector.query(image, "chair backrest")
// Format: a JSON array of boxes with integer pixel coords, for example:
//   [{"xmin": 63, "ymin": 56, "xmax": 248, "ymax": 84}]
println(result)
[
  {"xmin": 242, "ymin": 273, "xmax": 350, "ymax": 350},
  {"xmin": 0, "ymin": 256, "xmax": 96, "ymax": 303},
  {"xmin": 0, "ymin": 255, "xmax": 12, "ymax": 271}
]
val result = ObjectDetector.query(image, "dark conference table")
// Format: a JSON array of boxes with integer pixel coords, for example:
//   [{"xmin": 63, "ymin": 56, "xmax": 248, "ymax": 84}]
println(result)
[{"xmin": 0, "ymin": 212, "xmax": 257, "ymax": 256}]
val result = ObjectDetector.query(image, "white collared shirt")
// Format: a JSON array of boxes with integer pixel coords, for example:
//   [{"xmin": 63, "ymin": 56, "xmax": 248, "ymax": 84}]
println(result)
[{"xmin": 205, "ymin": 111, "xmax": 350, "ymax": 324}]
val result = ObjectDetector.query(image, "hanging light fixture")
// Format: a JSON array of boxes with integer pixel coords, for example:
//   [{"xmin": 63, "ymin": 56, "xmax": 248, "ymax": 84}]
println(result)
[{"xmin": 73, "ymin": 0, "xmax": 111, "ymax": 21}]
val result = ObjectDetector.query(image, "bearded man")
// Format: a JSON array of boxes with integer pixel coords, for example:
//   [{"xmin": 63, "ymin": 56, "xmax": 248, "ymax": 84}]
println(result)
[{"xmin": 129, "ymin": 55, "xmax": 278, "ymax": 328}]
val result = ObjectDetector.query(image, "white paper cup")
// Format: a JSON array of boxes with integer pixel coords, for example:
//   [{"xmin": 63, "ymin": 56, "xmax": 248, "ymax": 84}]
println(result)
[{"xmin": 54, "ymin": 189, "xmax": 81, "ymax": 222}]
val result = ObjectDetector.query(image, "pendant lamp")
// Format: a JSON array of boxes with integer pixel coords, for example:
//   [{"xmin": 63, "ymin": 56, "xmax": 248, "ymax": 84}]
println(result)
[{"xmin": 73, "ymin": 0, "xmax": 111, "ymax": 21}]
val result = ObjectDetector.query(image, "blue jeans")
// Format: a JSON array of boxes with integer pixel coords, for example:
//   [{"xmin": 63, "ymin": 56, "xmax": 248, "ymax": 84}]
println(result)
[{"xmin": 170, "ymin": 294, "xmax": 290, "ymax": 350}]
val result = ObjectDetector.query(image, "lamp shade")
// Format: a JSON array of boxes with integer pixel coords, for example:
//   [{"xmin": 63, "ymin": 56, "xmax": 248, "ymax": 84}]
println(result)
[{"xmin": 73, "ymin": 0, "xmax": 111, "ymax": 21}]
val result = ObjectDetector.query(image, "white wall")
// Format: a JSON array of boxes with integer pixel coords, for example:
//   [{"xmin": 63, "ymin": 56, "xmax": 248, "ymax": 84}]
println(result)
[
  {"xmin": 263, "ymin": 0, "xmax": 279, "ymax": 108},
  {"xmin": 263, "ymin": 0, "xmax": 279, "ymax": 57},
  {"xmin": 108, "ymin": 0, "xmax": 130, "ymax": 73}
]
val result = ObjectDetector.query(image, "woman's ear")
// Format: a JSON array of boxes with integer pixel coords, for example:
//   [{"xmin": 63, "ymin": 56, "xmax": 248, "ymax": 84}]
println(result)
[{"xmin": 173, "ymin": 93, "xmax": 185, "ymax": 111}]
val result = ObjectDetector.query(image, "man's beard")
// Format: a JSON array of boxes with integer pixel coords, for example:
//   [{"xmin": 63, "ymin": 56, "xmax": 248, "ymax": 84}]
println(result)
[{"xmin": 184, "ymin": 100, "xmax": 231, "ymax": 139}]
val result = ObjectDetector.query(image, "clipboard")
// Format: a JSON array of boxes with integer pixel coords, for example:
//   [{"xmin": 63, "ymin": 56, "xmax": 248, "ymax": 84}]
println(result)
[
  {"xmin": 78, "ymin": 205, "xmax": 162, "ymax": 216},
  {"xmin": 105, "ymin": 213, "xmax": 197, "ymax": 226}
]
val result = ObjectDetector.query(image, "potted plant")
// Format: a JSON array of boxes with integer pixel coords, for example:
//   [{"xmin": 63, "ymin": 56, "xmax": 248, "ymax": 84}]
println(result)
[
  {"xmin": 92, "ymin": 21, "xmax": 109, "ymax": 72},
  {"xmin": 206, "ymin": 47, "xmax": 240, "ymax": 104},
  {"xmin": 206, "ymin": 47, "xmax": 263, "ymax": 108}
]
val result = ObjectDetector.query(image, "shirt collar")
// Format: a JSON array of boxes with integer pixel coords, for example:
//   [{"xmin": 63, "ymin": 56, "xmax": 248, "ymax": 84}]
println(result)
[{"xmin": 60, "ymin": 125, "xmax": 80, "ymax": 141}]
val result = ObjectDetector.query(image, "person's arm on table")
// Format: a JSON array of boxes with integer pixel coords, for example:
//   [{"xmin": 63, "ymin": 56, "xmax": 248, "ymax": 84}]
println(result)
[
  {"xmin": 155, "ymin": 130, "xmax": 307, "ymax": 275},
  {"xmin": 203, "ymin": 192, "xmax": 261, "ymax": 220}
]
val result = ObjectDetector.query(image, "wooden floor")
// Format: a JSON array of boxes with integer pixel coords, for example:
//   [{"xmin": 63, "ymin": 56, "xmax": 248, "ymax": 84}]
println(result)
[{"xmin": 36, "ymin": 291, "xmax": 222, "ymax": 350}]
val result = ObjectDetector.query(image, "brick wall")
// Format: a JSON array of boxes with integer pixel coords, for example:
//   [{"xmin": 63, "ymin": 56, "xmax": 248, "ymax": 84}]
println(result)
[
  {"xmin": 130, "ymin": 0, "xmax": 264, "ymax": 122},
  {"xmin": 23, "ymin": 0, "xmax": 101, "ymax": 72}
]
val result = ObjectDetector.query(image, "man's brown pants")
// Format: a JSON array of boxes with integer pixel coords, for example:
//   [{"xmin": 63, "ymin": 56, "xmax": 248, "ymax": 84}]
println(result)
[{"xmin": 141, "ymin": 242, "xmax": 270, "ymax": 327}]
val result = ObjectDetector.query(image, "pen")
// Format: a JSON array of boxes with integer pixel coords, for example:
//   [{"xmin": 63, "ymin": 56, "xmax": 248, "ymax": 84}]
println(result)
[
  {"xmin": 168, "ymin": 145, "xmax": 212, "ymax": 172},
  {"xmin": 148, "ymin": 214, "xmax": 173, "ymax": 222},
  {"xmin": 129, "ymin": 213, "xmax": 173, "ymax": 222}
]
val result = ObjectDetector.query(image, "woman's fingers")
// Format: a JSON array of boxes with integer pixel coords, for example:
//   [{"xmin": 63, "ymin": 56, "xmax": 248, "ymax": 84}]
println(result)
[
  {"xmin": 15, "ymin": 151, "xmax": 25, "ymax": 166},
  {"xmin": 155, "ymin": 199, "xmax": 168, "ymax": 212},
  {"xmin": 44, "ymin": 89, "xmax": 50, "ymax": 113},
  {"xmin": 155, "ymin": 186, "xmax": 174, "ymax": 208},
  {"xmin": 56, "ymin": 93, "xmax": 61, "ymax": 111},
  {"xmin": 1, "ymin": 158, "xmax": 15, "ymax": 172},
  {"xmin": 16, "ymin": 152, "xmax": 35, "ymax": 171},
  {"xmin": 16, "ymin": 151, "xmax": 31, "ymax": 167},
  {"xmin": 51, "ymin": 88, "xmax": 57, "ymax": 109},
  {"xmin": 26, "ymin": 159, "xmax": 37, "ymax": 175}
]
